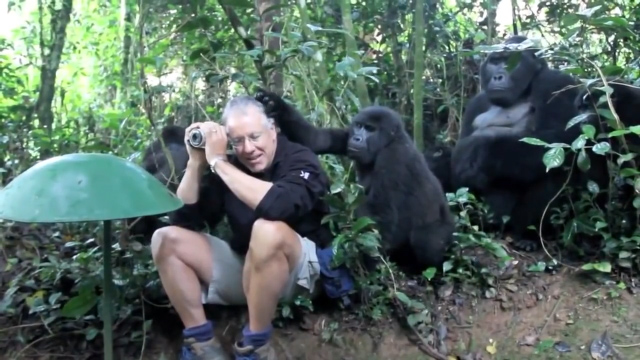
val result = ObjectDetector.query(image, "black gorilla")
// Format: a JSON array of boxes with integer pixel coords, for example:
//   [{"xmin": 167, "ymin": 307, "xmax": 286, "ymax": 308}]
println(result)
[
  {"xmin": 255, "ymin": 90, "xmax": 455, "ymax": 273},
  {"xmin": 127, "ymin": 125, "xmax": 189, "ymax": 241},
  {"xmin": 575, "ymin": 80, "xmax": 640, "ymax": 148},
  {"xmin": 423, "ymin": 144, "xmax": 453, "ymax": 193},
  {"xmin": 575, "ymin": 80, "xmax": 640, "ymax": 202},
  {"xmin": 451, "ymin": 35, "xmax": 582, "ymax": 251}
]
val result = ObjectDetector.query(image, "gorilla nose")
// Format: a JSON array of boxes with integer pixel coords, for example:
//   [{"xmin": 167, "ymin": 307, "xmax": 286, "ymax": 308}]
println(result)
[
  {"xmin": 492, "ymin": 74, "xmax": 505, "ymax": 82},
  {"xmin": 352, "ymin": 135, "xmax": 363, "ymax": 143}
]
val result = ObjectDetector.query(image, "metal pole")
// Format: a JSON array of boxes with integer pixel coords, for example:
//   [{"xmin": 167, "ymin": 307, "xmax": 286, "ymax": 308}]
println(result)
[{"xmin": 102, "ymin": 220, "xmax": 113, "ymax": 360}]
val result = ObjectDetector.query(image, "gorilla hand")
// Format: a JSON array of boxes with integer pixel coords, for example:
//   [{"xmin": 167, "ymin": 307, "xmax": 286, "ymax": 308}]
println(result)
[{"xmin": 255, "ymin": 89, "xmax": 289, "ymax": 120}]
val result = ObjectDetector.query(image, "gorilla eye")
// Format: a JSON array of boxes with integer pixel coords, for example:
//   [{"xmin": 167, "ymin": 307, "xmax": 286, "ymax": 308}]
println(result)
[
  {"xmin": 354, "ymin": 123, "xmax": 364, "ymax": 130},
  {"xmin": 364, "ymin": 124, "xmax": 375, "ymax": 132}
]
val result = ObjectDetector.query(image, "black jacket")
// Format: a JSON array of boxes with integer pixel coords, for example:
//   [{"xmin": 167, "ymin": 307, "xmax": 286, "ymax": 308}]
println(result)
[{"xmin": 169, "ymin": 135, "xmax": 334, "ymax": 255}]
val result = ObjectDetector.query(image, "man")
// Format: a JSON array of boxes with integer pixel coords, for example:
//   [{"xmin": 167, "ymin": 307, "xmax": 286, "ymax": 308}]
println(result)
[{"xmin": 151, "ymin": 95, "xmax": 334, "ymax": 360}]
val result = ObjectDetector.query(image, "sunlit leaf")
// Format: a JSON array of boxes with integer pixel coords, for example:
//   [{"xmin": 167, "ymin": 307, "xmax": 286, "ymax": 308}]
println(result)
[
  {"xmin": 592, "ymin": 142, "xmax": 611, "ymax": 155},
  {"xmin": 543, "ymin": 148, "xmax": 565, "ymax": 170},
  {"xmin": 520, "ymin": 137, "xmax": 548, "ymax": 146},
  {"xmin": 566, "ymin": 113, "xmax": 591, "ymax": 129},
  {"xmin": 571, "ymin": 135, "xmax": 587, "ymax": 150}
]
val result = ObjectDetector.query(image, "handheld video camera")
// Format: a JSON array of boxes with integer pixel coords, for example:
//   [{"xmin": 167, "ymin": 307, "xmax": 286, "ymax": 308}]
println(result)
[{"xmin": 187, "ymin": 128, "xmax": 205, "ymax": 148}]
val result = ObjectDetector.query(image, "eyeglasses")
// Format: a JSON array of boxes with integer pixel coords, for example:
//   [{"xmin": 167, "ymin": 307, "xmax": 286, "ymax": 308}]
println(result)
[{"xmin": 230, "ymin": 132, "xmax": 263, "ymax": 148}]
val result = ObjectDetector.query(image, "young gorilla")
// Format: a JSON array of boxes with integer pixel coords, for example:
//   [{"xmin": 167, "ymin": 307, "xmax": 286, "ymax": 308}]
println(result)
[
  {"xmin": 451, "ymin": 35, "xmax": 583, "ymax": 252},
  {"xmin": 127, "ymin": 125, "xmax": 189, "ymax": 241},
  {"xmin": 255, "ymin": 90, "xmax": 455, "ymax": 273}
]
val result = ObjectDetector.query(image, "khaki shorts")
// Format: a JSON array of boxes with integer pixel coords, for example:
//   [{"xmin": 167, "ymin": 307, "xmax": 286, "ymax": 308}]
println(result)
[{"xmin": 201, "ymin": 234, "xmax": 322, "ymax": 305}]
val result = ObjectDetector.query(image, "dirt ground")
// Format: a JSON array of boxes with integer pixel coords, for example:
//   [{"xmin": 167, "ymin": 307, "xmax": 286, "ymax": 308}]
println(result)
[
  {"xmin": 123, "ymin": 269, "xmax": 639, "ymax": 360},
  {"xmin": 2, "ymin": 259, "xmax": 639, "ymax": 359}
]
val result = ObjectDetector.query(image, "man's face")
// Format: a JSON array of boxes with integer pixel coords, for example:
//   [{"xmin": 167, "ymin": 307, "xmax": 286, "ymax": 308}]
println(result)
[{"xmin": 226, "ymin": 106, "xmax": 278, "ymax": 173}]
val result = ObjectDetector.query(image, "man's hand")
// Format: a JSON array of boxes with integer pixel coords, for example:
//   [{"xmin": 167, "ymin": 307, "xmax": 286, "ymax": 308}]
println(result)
[
  {"xmin": 200, "ymin": 121, "xmax": 229, "ymax": 165},
  {"xmin": 184, "ymin": 122, "xmax": 207, "ymax": 169}
]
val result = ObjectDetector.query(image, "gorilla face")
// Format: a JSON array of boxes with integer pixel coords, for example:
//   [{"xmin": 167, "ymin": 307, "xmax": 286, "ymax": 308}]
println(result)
[
  {"xmin": 346, "ymin": 106, "xmax": 401, "ymax": 166},
  {"xmin": 480, "ymin": 36, "xmax": 545, "ymax": 108}
]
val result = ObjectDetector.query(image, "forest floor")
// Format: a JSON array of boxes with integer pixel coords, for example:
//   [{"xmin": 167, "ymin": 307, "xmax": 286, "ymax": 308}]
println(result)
[
  {"xmin": 2, "ymin": 246, "xmax": 640, "ymax": 360},
  {"xmin": 131, "ymin": 268, "xmax": 640, "ymax": 360}
]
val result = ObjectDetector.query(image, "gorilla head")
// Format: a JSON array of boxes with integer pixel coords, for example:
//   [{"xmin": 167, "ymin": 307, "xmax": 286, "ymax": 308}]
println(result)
[
  {"xmin": 480, "ymin": 35, "xmax": 547, "ymax": 108},
  {"xmin": 346, "ymin": 106, "xmax": 406, "ymax": 165}
]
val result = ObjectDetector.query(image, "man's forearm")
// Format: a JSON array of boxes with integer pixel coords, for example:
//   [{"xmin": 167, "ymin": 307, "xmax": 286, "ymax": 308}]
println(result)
[
  {"xmin": 176, "ymin": 161, "xmax": 205, "ymax": 204},
  {"xmin": 213, "ymin": 160, "xmax": 273, "ymax": 209}
]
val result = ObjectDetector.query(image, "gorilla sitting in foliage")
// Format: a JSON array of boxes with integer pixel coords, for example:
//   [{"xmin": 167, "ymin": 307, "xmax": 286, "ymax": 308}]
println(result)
[
  {"xmin": 127, "ymin": 125, "xmax": 189, "ymax": 241},
  {"xmin": 255, "ymin": 89, "xmax": 454, "ymax": 273},
  {"xmin": 575, "ymin": 80, "xmax": 640, "ymax": 149},
  {"xmin": 575, "ymin": 80, "xmax": 640, "ymax": 209},
  {"xmin": 451, "ymin": 35, "xmax": 584, "ymax": 252}
]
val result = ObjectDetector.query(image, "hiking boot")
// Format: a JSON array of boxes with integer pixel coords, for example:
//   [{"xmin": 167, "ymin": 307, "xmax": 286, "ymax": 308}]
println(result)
[
  {"xmin": 181, "ymin": 336, "xmax": 231, "ymax": 360},
  {"xmin": 233, "ymin": 340, "xmax": 276, "ymax": 360}
]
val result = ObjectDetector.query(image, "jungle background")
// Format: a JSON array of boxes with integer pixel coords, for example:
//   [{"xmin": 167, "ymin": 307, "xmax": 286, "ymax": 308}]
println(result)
[{"xmin": 1, "ymin": 0, "xmax": 640, "ymax": 359}]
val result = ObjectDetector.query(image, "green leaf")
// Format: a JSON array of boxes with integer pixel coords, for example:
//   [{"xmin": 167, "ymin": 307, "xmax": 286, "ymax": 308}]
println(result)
[
  {"xmin": 620, "ymin": 168, "xmax": 640, "ymax": 177},
  {"xmin": 587, "ymin": 180, "xmax": 600, "ymax": 194},
  {"xmin": 566, "ymin": 113, "xmax": 591, "ymax": 129},
  {"xmin": 422, "ymin": 267, "xmax": 437, "ymax": 280},
  {"xmin": 520, "ymin": 137, "xmax": 548, "ymax": 146},
  {"xmin": 592, "ymin": 262, "xmax": 612, "ymax": 272},
  {"xmin": 352, "ymin": 217, "xmax": 375, "ymax": 233},
  {"xmin": 629, "ymin": 125, "xmax": 640, "ymax": 134},
  {"xmin": 356, "ymin": 67, "xmax": 379, "ymax": 75},
  {"xmin": 85, "ymin": 327, "xmax": 100, "ymax": 341},
  {"xmin": 137, "ymin": 57, "xmax": 156, "ymax": 66},
  {"xmin": 619, "ymin": 251, "xmax": 632, "ymax": 259},
  {"xmin": 61, "ymin": 291, "xmax": 98, "ymax": 319},
  {"xmin": 442, "ymin": 260, "xmax": 454, "ymax": 273},
  {"xmin": 543, "ymin": 148, "xmax": 565, "ymax": 170},
  {"xmin": 395, "ymin": 291, "xmax": 412, "ymax": 306},
  {"xmin": 582, "ymin": 124, "xmax": 596, "ymax": 139},
  {"xmin": 592, "ymin": 142, "xmax": 611, "ymax": 155},
  {"xmin": 608, "ymin": 129, "xmax": 630, "ymax": 137},
  {"xmin": 571, "ymin": 135, "xmax": 587, "ymax": 150},
  {"xmin": 577, "ymin": 149, "xmax": 591, "ymax": 172}
]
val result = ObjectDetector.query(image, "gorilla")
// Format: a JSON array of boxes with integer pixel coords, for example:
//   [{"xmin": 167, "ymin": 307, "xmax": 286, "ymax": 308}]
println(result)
[
  {"xmin": 575, "ymin": 80, "xmax": 640, "ymax": 149},
  {"xmin": 451, "ymin": 35, "xmax": 583, "ymax": 251},
  {"xmin": 423, "ymin": 144, "xmax": 453, "ymax": 193},
  {"xmin": 575, "ymin": 80, "xmax": 640, "ymax": 204},
  {"xmin": 127, "ymin": 125, "xmax": 189, "ymax": 241},
  {"xmin": 255, "ymin": 90, "xmax": 455, "ymax": 273}
]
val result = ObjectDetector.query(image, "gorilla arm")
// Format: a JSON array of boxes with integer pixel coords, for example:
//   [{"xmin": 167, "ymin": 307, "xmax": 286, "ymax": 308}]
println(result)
[{"xmin": 255, "ymin": 89, "xmax": 349, "ymax": 155}]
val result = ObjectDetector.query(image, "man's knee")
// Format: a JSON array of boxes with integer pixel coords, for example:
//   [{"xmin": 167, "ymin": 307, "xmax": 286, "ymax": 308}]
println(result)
[
  {"xmin": 249, "ymin": 219, "xmax": 299, "ymax": 262},
  {"xmin": 151, "ymin": 226, "xmax": 194, "ymax": 262}
]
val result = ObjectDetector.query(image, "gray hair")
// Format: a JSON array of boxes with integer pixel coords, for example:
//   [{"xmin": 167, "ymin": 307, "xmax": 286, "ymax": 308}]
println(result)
[{"xmin": 221, "ymin": 95, "xmax": 275, "ymax": 129}]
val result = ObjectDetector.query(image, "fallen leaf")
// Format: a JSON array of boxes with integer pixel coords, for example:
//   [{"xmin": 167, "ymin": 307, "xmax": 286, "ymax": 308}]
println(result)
[{"xmin": 486, "ymin": 339, "xmax": 497, "ymax": 355}]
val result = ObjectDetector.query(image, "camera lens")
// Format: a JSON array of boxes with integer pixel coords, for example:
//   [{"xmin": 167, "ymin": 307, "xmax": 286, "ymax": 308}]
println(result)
[{"xmin": 188, "ymin": 129, "xmax": 205, "ymax": 148}]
